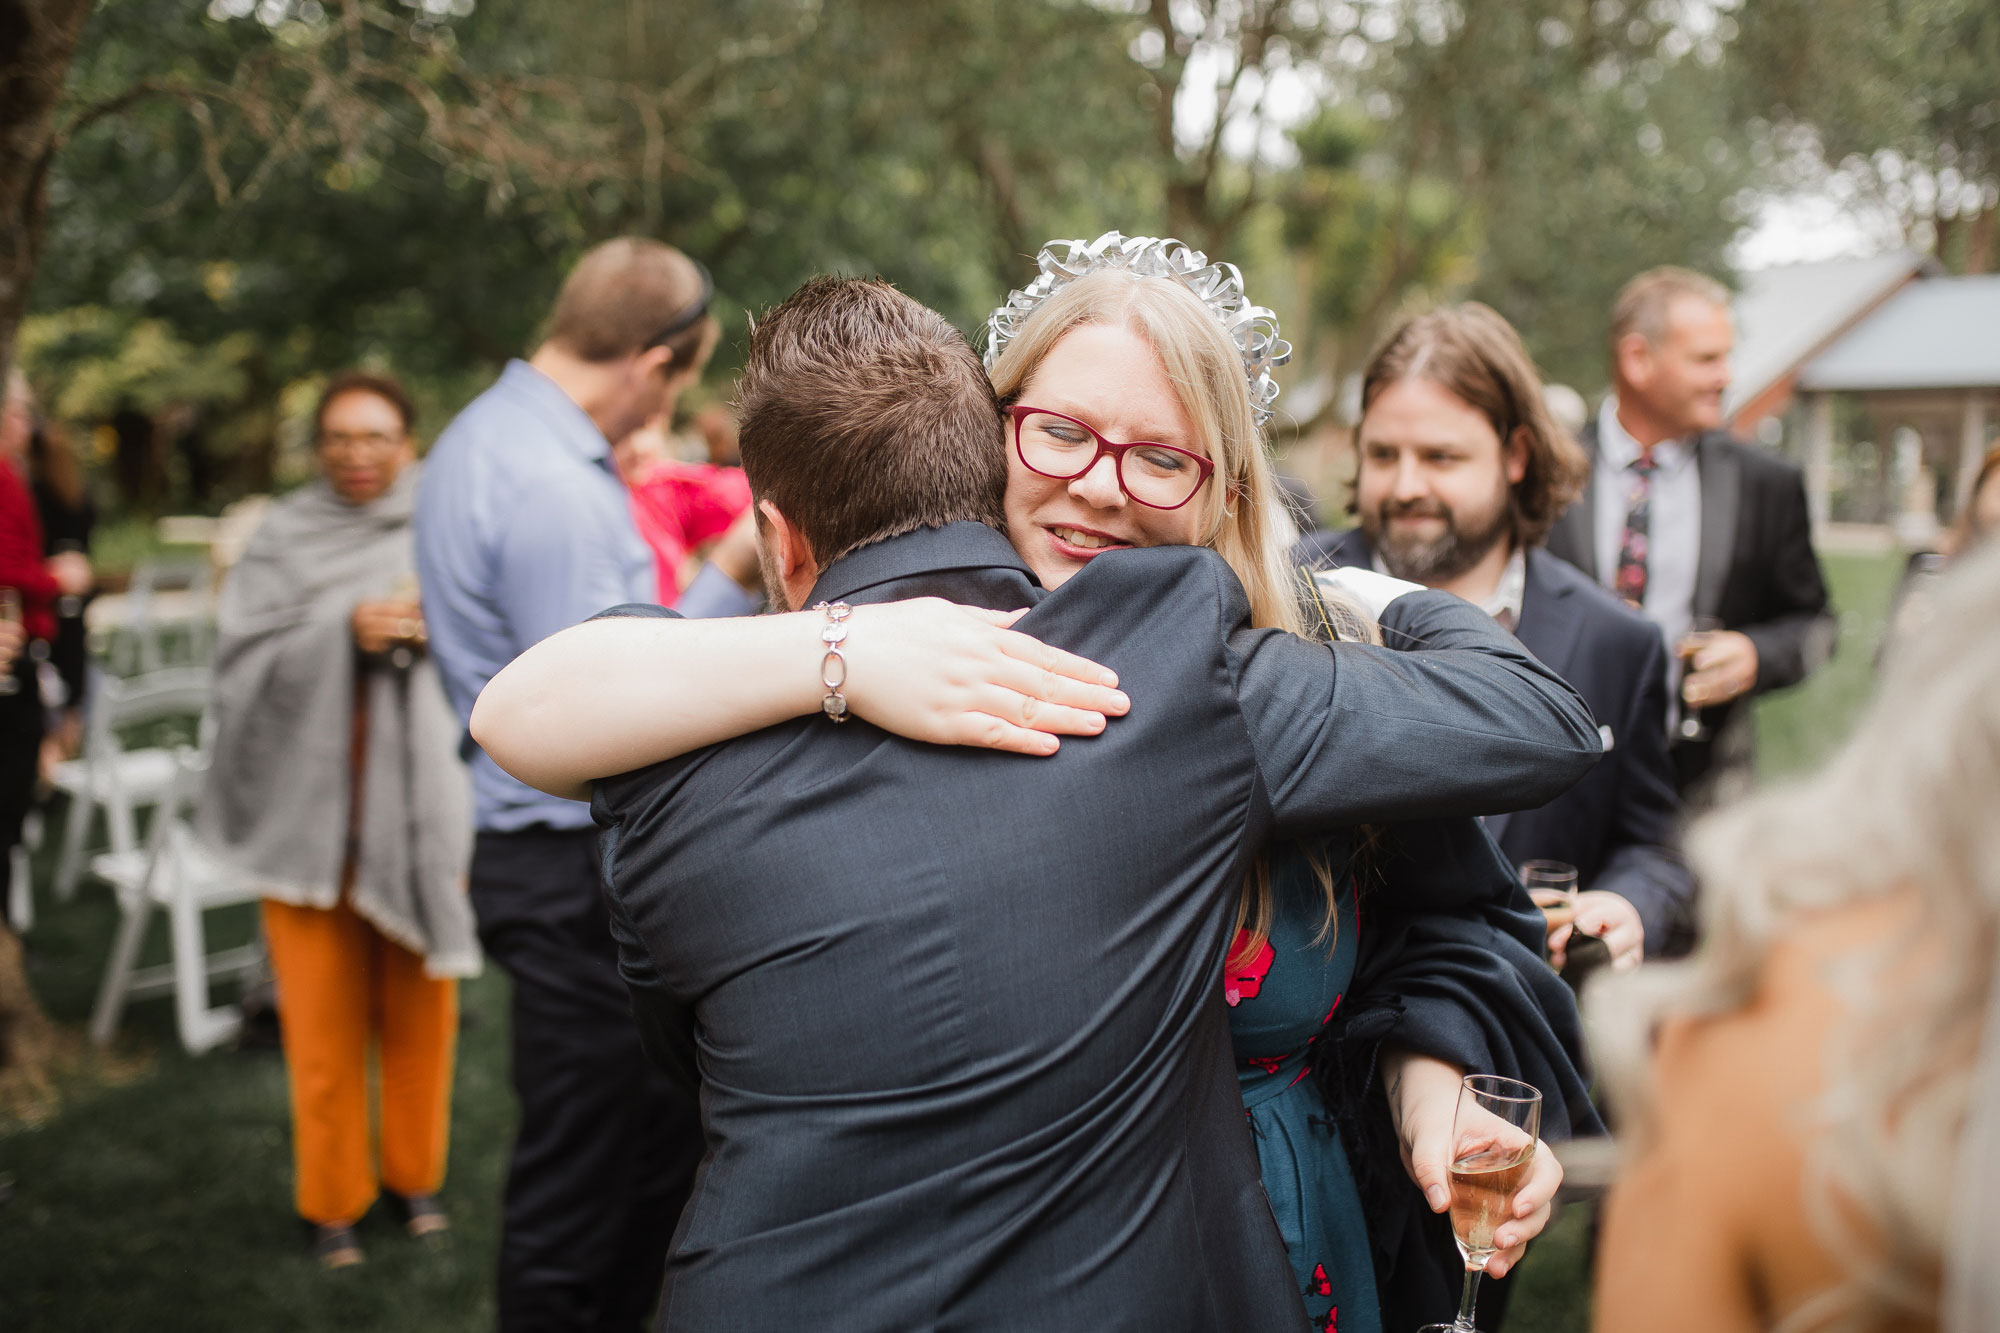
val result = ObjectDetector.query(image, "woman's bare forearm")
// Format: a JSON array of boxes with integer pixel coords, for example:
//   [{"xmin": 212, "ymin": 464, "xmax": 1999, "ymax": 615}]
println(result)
[{"xmin": 471, "ymin": 613, "xmax": 822, "ymax": 799}]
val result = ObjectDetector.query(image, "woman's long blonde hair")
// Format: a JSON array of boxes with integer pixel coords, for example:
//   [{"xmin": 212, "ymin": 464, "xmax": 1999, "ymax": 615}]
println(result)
[
  {"xmin": 987, "ymin": 264, "xmax": 1359, "ymax": 961},
  {"xmin": 1590, "ymin": 541, "xmax": 2000, "ymax": 1331}
]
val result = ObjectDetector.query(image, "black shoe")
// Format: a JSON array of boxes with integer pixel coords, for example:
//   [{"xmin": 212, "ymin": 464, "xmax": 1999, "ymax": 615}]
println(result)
[
  {"xmin": 389, "ymin": 1191, "xmax": 450, "ymax": 1240},
  {"xmin": 310, "ymin": 1223, "xmax": 364, "ymax": 1269}
]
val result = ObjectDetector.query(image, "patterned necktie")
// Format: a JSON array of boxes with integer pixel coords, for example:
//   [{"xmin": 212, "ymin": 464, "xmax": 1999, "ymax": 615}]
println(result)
[{"xmin": 1613, "ymin": 448, "xmax": 1656, "ymax": 608}]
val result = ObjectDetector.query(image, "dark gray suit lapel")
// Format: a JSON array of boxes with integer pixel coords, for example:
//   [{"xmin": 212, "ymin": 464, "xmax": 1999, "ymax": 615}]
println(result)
[
  {"xmin": 1489, "ymin": 552, "xmax": 1588, "ymax": 847},
  {"xmin": 1692, "ymin": 435, "xmax": 1741, "ymax": 620}
]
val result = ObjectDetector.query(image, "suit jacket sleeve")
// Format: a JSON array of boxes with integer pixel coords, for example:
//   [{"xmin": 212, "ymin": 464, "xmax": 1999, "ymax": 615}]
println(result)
[
  {"xmin": 596, "ymin": 811, "xmax": 703, "ymax": 1095},
  {"xmin": 1591, "ymin": 628, "xmax": 1696, "ymax": 952},
  {"xmin": 1740, "ymin": 464, "xmax": 1834, "ymax": 694},
  {"xmin": 1227, "ymin": 578, "xmax": 1602, "ymax": 835}
]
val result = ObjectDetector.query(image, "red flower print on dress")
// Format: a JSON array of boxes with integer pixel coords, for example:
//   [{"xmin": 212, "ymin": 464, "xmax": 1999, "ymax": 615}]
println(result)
[
  {"xmin": 1310, "ymin": 1263, "xmax": 1331, "ymax": 1297},
  {"xmin": 1223, "ymin": 932, "xmax": 1276, "ymax": 1007},
  {"xmin": 1321, "ymin": 1307, "xmax": 1338, "ymax": 1332}
]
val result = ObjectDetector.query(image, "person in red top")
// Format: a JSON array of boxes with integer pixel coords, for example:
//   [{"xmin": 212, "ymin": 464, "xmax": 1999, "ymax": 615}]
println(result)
[
  {"xmin": 609, "ymin": 407, "xmax": 757, "ymax": 606},
  {"xmin": 1, "ymin": 370, "xmax": 93, "ymax": 918}
]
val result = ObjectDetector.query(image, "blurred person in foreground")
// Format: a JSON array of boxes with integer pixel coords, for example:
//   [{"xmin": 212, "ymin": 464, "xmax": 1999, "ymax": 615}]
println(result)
[
  {"xmin": 416, "ymin": 237, "xmax": 743, "ymax": 1331},
  {"xmin": 1299, "ymin": 305, "xmax": 1695, "ymax": 971},
  {"xmin": 1590, "ymin": 539, "xmax": 2000, "ymax": 1332},
  {"xmin": 0, "ymin": 368, "xmax": 92, "ymax": 920},
  {"xmin": 199, "ymin": 371, "xmax": 479, "ymax": 1268},
  {"xmin": 1546, "ymin": 268, "xmax": 1834, "ymax": 806},
  {"xmin": 1882, "ymin": 443, "xmax": 2000, "ymax": 660}
]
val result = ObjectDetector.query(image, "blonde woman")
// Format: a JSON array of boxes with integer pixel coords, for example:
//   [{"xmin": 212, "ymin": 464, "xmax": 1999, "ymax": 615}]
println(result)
[
  {"xmin": 1591, "ymin": 542, "xmax": 2000, "ymax": 1331},
  {"xmin": 475, "ymin": 238, "xmax": 1597, "ymax": 1329}
]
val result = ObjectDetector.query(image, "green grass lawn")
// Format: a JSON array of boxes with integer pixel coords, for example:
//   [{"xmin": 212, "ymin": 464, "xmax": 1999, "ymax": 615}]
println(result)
[{"xmin": 0, "ymin": 550, "xmax": 1905, "ymax": 1332}]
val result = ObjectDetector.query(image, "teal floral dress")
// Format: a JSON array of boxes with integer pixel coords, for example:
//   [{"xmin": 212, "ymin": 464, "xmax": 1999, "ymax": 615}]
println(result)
[{"xmin": 1226, "ymin": 852, "xmax": 1379, "ymax": 1333}]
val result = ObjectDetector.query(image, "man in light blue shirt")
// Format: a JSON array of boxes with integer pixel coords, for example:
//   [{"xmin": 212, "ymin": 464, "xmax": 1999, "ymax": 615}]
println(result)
[{"xmin": 417, "ymin": 237, "xmax": 752, "ymax": 1332}]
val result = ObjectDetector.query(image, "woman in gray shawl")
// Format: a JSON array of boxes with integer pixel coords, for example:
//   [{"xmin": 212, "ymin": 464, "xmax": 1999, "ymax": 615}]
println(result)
[{"xmin": 201, "ymin": 371, "xmax": 477, "ymax": 1269}]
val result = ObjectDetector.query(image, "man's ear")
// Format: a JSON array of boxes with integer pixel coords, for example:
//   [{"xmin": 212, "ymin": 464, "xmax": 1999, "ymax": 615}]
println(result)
[
  {"xmin": 757, "ymin": 498, "xmax": 817, "ymax": 583},
  {"xmin": 1613, "ymin": 331, "xmax": 1651, "ymax": 394},
  {"xmin": 1504, "ymin": 426, "xmax": 1532, "ymax": 486},
  {"xmin": 634, "ymin": 343, "xmax": 677, "ymax": 382}
]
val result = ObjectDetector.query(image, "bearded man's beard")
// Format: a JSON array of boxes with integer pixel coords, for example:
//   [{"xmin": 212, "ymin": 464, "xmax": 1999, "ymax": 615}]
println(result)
[{"xmin": 1362, "ymin": 484, "xmax": 1513, "ymax": 584}]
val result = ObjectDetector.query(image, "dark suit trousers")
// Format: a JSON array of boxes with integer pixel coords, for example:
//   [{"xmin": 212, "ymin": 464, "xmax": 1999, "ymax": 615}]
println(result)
[{"xmin": 471, "ymin": 827, "xmax": 703, "ymax": 1333}]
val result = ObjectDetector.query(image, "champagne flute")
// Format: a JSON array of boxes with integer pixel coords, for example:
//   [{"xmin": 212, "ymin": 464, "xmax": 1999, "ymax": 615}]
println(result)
[
  {"xmin": 1520, "ymin": 860, "xmax": 1578, "ymax": 960},
  {"xmin": 1419, "ymin": 1074, "xmax": 1544, "ymax": 1332},
  {"xmin": 0, "ymin": 590, "xmax": 21, "ymax": 697},
  {"xmin": 1676, "ymin": 615, "xmax": 1725, "ymax": 741}
]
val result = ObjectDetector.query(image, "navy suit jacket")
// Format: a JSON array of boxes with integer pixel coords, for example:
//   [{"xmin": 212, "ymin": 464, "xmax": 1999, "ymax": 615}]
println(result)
[
  {"xmin": 1302, "ymin": 529, "xmax": 1695, "ymax": 954},
  {"xmin": 593, "ymin": 522, "xmax": 1599, "ymax": 1333}
]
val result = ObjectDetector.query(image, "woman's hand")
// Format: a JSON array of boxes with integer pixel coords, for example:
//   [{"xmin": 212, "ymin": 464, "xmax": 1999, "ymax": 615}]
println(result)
[
  {"xmin": 840, "ymin": 599, "xmax": 1129, "ymax": 756},
  {"xmin": 352, "ymin": 598, "xmax": 424, "ymax": 655},
  {"xmin": 1381, "ymin": 1047, "xmax": 1563, "ymax": 1279}
]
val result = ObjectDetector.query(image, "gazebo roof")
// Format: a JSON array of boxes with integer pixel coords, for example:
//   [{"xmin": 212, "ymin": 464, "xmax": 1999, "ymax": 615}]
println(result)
[
  {"xmin": 1726, "ymin": 251, "xmax": 1928, "ymax": 416},
  {"xmin": 1798, "ymin": 274, "xmax": 2000, "ymax": 394}
]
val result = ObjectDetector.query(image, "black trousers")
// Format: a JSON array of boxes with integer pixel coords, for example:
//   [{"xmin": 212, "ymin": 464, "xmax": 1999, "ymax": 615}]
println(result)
[
  {"xmin": 471, "ymin": 827, "xmax": 704, "ymax": 1333},
  {"xmin": 0, "ymin": 658, "xmax": 42, "ymax": 920}
]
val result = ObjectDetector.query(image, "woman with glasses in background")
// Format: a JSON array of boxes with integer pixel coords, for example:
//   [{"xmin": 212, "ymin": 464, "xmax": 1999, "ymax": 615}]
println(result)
[{"xmin": 200, "ymin": 371, "xmax": 479, "ymax": 1268}]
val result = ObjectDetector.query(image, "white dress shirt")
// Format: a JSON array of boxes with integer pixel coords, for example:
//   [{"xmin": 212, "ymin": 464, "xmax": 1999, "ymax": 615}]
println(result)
[{"xmin": 1593, "ymin": 397, "xmax": 1702, "ymax": 669}]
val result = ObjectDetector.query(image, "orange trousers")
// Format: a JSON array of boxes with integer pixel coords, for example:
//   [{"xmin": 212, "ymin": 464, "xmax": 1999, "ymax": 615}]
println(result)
[{"xmin": 262, "ymin": 896, "xmax": 458, "ymax": 1226}]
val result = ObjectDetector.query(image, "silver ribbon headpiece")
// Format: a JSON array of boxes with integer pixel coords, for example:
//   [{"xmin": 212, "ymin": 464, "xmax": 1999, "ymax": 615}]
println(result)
[{"xmin": 984, "ymin": 231, "xmax": 1293, "ymax": 429}]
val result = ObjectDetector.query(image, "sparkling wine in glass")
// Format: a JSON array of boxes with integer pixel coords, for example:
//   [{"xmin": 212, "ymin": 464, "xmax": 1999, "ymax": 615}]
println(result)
[
  {"xmin": 1676, "ymin": 615, "xmax": 1725, "ymax": 741},
  {"xmin": 0, "ymin": 589, "xmax": 21, "ymax": 697},
  {"xmin": 1520, "ymin": 860, "xmax": 1578, "ymax": 958},
  {"xmin": 1418, "ymin": 1074, "xmax": 1543, "ymax": 1332}
]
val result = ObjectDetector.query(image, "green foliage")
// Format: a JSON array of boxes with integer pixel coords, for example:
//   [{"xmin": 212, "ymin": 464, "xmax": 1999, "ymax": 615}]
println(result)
[
  {"xmin": 19, "ymin": 307, "xmax": 255, "ymax": 420},
  {"xmin": 1729, "ymin": 0, "xmax": 2000, "ymax": 272}
]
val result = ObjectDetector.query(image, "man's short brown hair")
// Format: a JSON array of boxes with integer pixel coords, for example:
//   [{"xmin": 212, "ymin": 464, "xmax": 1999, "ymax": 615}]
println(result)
[
  {"xmin": 543, "ymin": 237, "xmax": 712, "ymax": 364},
  {"xmin": 735, "ymin": 276, "xmax": 1007, "ymax": 569},
  {"xmin": 1360, "ymin": 302, "xmax": 1589, "ymax": 550},
  {"xmin": 1609, "ymin": 266, "xmax": 1731, "ymax": 353}
]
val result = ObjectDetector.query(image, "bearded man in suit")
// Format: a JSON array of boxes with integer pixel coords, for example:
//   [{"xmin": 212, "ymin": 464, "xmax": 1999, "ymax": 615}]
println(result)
[{"xmin": 1299, "ymin": 303, "xmax": 1696, "ymax": 969}]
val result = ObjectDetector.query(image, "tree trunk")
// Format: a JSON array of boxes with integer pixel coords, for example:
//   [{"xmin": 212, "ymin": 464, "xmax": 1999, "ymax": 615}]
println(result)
[
  {"xmin": 0, "ymin": 0, "xmax": 94, "ymax": 1082},
  {"xmin": 0, "ymin": 0, "xmax": 95, "ymax": 401}
]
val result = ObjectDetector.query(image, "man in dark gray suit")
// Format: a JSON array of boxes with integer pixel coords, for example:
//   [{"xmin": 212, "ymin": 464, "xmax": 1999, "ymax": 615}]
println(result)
[
  {"xmin": 584, "ymin": 279, "xmax": 1599, "ymax": 1331},
  {"xmin": 1301, "ymin": 303, "xmax": 1695, "ymax": 971}
]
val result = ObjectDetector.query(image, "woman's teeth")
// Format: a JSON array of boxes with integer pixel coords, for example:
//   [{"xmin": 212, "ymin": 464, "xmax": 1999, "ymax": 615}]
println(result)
[{"xmin": 1051, "ymin": 526, "xmax": 1120, "ymax": 550}]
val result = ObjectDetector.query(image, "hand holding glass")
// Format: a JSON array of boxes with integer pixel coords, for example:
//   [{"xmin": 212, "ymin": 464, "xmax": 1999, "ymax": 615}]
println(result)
[
  {"xmin": 1520, "ymin": 860, "xmax": 1578, "ymax": 958},
  {"xmin": 1676, "ymin": 615, "xmax": 1725, "ymax": 740},
  {"xmin": 1419, "ymin": 1074, "xmax": 1543, "ymax": 1333}
]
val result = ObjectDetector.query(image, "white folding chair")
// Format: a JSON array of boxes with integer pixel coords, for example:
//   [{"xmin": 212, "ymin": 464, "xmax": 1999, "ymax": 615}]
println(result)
[
  {"xmin": 47, "ymin": 665, "xmax": 213, "ymax": 902},
  {"xmin": 88, "ymin": 748, "xmax": 265, "ymax": 1054},
  {"xmin": 104, "ymin": 558, "xmax": 217, "ymax": 676}
]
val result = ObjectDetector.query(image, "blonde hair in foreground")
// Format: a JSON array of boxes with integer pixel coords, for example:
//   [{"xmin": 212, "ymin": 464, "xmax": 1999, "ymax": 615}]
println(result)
[
  {"xmin": 986, "ymin": 264, "xmax": 1356, "ymax": 964},
  {"xmin": 1590, "ymin": 540, "xmax": 2000, "ymax": 1331}
]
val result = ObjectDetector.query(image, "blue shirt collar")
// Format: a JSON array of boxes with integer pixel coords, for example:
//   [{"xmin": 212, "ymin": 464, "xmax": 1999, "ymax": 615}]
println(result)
[{"xmin": 497, "ymin": 359, "xmax": 612, "ymax": 465}]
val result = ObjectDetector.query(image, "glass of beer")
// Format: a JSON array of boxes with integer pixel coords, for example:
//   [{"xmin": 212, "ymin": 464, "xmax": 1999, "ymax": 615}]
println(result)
[
  {"xmin": 1520, "ymin": 860, "xmax": 1577, "ymax": 958},
  {"xmin": 1420, "ymin": 1074, "xmax": 1543, "ymax": 1332}
]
